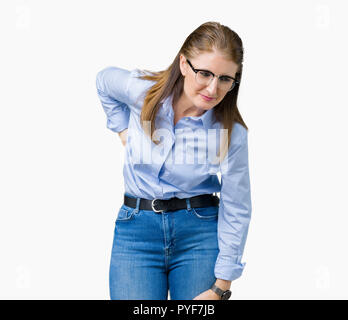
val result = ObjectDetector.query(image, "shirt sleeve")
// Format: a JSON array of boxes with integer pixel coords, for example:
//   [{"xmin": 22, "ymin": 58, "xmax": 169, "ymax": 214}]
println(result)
[
  {"xmin": 96, "ymin": 66, "xmax": 133, "ymax": 133},
  {"xmin": 214, "ymin": 124, "xmax": 252, "ymax": 281}
]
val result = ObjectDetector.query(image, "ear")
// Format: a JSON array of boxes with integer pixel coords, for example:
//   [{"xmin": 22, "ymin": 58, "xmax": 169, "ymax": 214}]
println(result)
[{"xmin": 179, "ymin": 54, "xmax": 187, "ymax": 77}]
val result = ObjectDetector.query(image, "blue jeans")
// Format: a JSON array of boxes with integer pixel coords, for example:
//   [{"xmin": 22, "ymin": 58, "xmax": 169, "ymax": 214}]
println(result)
[{"xmin": 109, "ymin": 194, "xmax": 219, "ymax": 300}]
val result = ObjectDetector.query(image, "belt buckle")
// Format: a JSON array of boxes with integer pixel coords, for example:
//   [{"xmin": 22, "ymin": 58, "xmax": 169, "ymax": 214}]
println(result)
[{"xmin": 151, "ymin": 199, "xmax": 165, "ymax": 213}]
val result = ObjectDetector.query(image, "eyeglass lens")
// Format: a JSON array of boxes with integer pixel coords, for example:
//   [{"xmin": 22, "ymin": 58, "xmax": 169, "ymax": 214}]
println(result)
[{"xmin": 196, "ymin": 71, "xmax": 235, "ymax": 91}]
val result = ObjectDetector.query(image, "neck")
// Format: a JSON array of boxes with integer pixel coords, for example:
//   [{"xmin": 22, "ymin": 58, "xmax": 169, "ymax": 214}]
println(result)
[{"xmin": 173, "ymin": 93, "xmax": 206, "ymax": 117}]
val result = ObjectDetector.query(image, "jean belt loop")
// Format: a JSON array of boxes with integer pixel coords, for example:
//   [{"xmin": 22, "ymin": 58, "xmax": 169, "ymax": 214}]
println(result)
[
  {"xmin": 186, "ymin": 198, "xmax": 192, "ymax": 211},
  {"xmin": 134, "ymin": 197, "xmax": 141, "ymax": 213}
]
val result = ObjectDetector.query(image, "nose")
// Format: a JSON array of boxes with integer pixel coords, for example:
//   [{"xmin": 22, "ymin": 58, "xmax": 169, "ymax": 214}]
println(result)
[{"xmin": 206, "ymin": 76, "xmax": 218, "ymax": 96}]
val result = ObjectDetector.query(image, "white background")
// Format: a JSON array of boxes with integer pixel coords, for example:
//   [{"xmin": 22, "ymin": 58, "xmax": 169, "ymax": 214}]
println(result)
[{"xmin": 0, "ymin": 0, "xmax": 347, "ymax": 299}]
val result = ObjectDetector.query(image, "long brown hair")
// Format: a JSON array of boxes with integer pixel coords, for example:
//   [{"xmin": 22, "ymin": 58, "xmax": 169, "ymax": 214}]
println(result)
[{"xmin": 136, "ymin": 21, "xmax": 247, "ymax": 162}]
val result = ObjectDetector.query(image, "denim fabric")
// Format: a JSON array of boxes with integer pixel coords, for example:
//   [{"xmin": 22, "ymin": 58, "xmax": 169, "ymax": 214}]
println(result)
[{"xmin": 109, "ymin": 193, "xmax": 219, "ymax": 300}]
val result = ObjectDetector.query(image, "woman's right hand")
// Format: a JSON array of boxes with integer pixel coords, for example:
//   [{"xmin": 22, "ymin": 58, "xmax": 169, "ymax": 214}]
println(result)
[{"xmin": 118, "ymin": 128, "xmax": 128, "ymax": 146}]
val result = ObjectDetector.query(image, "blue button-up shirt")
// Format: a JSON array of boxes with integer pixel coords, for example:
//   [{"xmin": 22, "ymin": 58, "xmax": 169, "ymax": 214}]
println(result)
[{"xmin": 96, "ymin": 66, "xmax": 252, "ymax": 281}]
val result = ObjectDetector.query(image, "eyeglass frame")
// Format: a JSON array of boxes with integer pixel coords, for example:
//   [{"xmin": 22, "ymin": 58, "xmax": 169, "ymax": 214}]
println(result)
[{"xmin": 185, "ymin": 58, "xmax": 239, "ymax": 92}]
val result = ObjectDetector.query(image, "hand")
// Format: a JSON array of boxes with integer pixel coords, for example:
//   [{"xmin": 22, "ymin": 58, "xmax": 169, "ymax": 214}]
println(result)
[
  {"xmin": 118, "ymin": 128, "xmax": 128, "ymax": 146},
  {"xmin": 193, "ymin": 289, "xmax": 221, "ymax": 300}
]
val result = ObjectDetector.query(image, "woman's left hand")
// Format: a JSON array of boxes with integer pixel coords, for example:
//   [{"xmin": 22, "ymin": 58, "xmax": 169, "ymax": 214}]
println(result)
[{"xmin": 193, "ymin": 289, "xmax": 221, "ymax": 300}]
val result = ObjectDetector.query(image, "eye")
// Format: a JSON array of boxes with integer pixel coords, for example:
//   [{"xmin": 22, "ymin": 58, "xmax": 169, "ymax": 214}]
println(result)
[
  {"xmin": 220, "ymin": 76, "xmax": 233, "ymax": 82},
  {"xmin": 199, "ymin": 71, "xmax": 212, "ymax": 77}
]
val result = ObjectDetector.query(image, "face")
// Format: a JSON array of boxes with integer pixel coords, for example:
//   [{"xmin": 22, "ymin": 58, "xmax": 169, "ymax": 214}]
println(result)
[{"xmin": 179, "ymin": 50, "xmax": 239, "ymax": 111}]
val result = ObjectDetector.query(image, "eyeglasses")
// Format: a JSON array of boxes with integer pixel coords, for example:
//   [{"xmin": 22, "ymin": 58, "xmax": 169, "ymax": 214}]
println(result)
[{"xmin": 186, "ymin": 58, "xmax": 239, "ymax": 92}]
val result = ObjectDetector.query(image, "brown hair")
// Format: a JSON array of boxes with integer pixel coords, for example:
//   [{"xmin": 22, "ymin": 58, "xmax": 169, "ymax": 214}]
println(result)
[{"xmin": 136, "ymin": 21, "xmax": 247, "ymax": 162}]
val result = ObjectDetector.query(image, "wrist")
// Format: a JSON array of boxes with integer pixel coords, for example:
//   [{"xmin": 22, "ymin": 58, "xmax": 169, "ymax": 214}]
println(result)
[{"xmin": 215, "ymin": 279, "xmax": 232, "ymax": 291}]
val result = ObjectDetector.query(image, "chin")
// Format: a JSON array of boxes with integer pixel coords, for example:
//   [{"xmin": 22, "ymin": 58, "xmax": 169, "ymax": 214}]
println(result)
[
  {"xmin": 193, "ymin": 101, "xmax": 208, "ymax": 110},
  {"xmin": 195, "ymin": 97, "xmax": 215, "ymax": 109}
]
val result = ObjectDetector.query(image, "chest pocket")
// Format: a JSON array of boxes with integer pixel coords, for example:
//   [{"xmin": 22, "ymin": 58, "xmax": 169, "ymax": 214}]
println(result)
[
  {"xmin": 160, "ymin": 129, "xmax": 219, "ymax": 190},
  {"xmin": 184, "ymin": 128, "xmax": 221, "ymax": 176}
]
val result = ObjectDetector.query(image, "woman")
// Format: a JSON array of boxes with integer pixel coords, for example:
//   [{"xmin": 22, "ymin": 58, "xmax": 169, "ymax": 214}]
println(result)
[{"xmin": 96, "ymin": 21, "xmax": 252, "ymax": 300}]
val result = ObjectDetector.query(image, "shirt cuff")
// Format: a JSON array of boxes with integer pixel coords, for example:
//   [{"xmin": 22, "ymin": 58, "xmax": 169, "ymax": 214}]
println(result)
[
  {"xmin": 214, "ymin": 253, "xmax": 246, "ymax": 281},
  {"xmin": 106, "ymin": 103, "xmax": 130, "ymax": 133}
]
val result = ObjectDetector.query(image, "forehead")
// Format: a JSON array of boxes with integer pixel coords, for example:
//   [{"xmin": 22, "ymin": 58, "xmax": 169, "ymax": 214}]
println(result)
[{"xmin": 191, "ymin": 51, "xmax": 239, "ymax": 76}]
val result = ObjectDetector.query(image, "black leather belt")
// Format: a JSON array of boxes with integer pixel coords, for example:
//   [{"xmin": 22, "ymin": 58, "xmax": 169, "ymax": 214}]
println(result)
[{"xmin": 124, "ymin": 193, "xmax": 219, "ymax": 213}]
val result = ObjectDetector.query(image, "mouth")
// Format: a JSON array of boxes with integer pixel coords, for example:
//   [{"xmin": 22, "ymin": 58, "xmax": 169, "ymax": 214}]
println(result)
[{"xmin": 200, "ymin": 94, "xmax": 214, "ymax": 101}]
